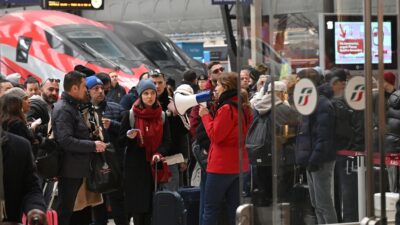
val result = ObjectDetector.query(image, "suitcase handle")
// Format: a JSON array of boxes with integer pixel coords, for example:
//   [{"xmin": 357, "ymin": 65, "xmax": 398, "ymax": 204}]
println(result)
[{"xmin": 154, "ymin": 159, "xmax": 159, "ymax": 192}]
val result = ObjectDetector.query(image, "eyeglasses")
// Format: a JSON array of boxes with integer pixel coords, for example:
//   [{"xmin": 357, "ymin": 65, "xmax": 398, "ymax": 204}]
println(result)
[{"xmin": 212, "ymin": 67, "xmax": 224, "ymax": 74}]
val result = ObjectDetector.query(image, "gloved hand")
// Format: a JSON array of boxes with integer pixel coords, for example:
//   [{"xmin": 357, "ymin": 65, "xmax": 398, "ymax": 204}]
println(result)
[{"xmin": 307, "ymin": 164, "xmax": 320, "ymax": 172}]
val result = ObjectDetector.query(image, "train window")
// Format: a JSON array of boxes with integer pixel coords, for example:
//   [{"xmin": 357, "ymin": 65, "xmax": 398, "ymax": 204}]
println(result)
[
  {"xmin": 16, "ymin": 37, "xmax": 32, "ymax": 63},
  {"xmin": 65, "ymin": 30, "xmax": 125, "ymax": 59},
  {"xmin": 137, "ymin": 41, "xmax": 186, "ymax": 69},
  {"xmin": 45, "ymin": 31, "xmax": 82, "ymax": 59}
]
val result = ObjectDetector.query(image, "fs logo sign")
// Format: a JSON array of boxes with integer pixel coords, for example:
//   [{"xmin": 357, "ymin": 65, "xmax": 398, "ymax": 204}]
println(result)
[
  {"xmin": 350, "ymin": 84, "xmax": 365, "ymax": 102},
  {"xmin": 345, "ymin": 76, "xmax": 365, "ymax": 110},
  {"xmin": 298, "ymin": 87, "xmax": 313, "ymax": 106},
  {"xmin": 294, "ymin": 78, "xmax": 318, "ymax": 116}
]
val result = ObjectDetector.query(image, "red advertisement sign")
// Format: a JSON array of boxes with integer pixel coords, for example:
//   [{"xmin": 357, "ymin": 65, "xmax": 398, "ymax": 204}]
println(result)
[{"xmin": 337, "ymin": 39, "xmax": 364, "ymax": 55}]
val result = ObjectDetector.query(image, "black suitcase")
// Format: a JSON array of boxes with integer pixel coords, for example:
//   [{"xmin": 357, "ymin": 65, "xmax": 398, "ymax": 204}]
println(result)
[
  {"xmin": 152, "ymin": 162, "xmax": 187, "ymax": 225},
  {"xmin": 178, "ymin": 187, "xmax": 200, "ymax": 225}
]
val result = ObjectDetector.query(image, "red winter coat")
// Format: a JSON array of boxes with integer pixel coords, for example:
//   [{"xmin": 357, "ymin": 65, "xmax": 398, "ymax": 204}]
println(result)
[{"xmin": 201, "ymin": 98, "xmax": 252, "ymax": 174}]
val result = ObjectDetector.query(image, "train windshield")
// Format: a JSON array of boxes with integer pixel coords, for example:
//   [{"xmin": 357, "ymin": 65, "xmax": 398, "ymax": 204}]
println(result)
[{"xmin": 54, "ymin": 25, "xmax": 150, "ymax": 74}]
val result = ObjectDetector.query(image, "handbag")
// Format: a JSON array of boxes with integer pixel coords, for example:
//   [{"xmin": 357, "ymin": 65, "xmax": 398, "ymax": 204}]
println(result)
[
  {"xmin": 151, "ymin": 160, "xmax": 172, "ymax": 186},
  {"xmin": 36, "ymin": 118, "xmax": 62, "ymax": 179},
  {"xmin": 86, "ymin": 111, "xmax": 121, "ymax": 193},
  {"xmin": 86, "ymin": 144, "xmax": 122, "ymax": 193}
]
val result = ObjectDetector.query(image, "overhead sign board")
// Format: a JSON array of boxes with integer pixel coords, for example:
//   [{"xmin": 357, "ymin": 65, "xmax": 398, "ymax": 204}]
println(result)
[
  {"xmin": 344, "ymin": 76, "xmax": 365, "ymax": 110},
  {"xmin": 41, "ymin": 0, "xmax": 104, "ymax": 10},
  {"xmin": 293, "ymin": 78, "xmax": 318, "ymax": 116},
  {"xmin": 211, "ymin": 0, "xmax": 252, "ymax": 5}
]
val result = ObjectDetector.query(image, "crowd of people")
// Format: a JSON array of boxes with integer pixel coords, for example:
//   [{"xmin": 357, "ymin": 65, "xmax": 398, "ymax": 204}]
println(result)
[{"xmin": 2, "ymin": 60, "xmax": 400, "ymax": 225}]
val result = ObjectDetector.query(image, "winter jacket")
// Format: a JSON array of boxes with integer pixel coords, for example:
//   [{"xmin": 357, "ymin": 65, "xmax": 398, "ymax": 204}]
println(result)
[
  {"xmin": 253, "ymin": 92, "xmax": 300, "ymax": 165},
  {"xmin": 118, "ymin": 109, "xmax": 171, "ymax": 213},
  {"xmin": 331, "ymin": 96, "xmax": 353, "ymax": 151},
  {"xmin": 3, "ymin": 132, "xmax": 46, "ymax": 223},
  {"xmin": 202, "ymin": 95, "xmax": 252, "ymax": 174},
  {"xmin": 295, "ymin": 83, "xmax": 335, "ymax": 166},
  {"xmin": 385, "ymin": 90, "xmax": 400, "ymax": 153},
  {"xmin": 2, "ymin": 120, "xmax": 34, "ymax": 145},
  {"xmin": 52, "ymin": 92, "xmax": 96, "ymax": 178},
  {"xmin": 119, "ymin": 90, "xmax": 138, "ymax": 111},
  {"xmin": 27, "ymin": 96, "xmax": 50, "ymax": 137},
  {"xmin": 95, "ymin": 100, "xmax": 124, "ymax": 163},
  {"xmin": 107, "ymin": 83, "xmax": 126, "ymax": 104}
]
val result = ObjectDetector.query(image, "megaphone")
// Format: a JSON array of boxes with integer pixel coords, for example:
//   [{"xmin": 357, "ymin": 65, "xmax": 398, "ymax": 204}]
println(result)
[{"xmin": 174, "ymin": 91, "xmax": 210, "ymax": 115}]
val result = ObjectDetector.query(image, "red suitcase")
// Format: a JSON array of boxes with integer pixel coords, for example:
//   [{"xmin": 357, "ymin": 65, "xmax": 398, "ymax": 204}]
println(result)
[{"xmin": 22, "ymin": 182, "xmax": 58, "ymax": 225}]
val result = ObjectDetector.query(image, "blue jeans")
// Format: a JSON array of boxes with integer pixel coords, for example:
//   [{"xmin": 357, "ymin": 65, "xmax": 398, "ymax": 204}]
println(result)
[
  {"xmin": 307, "ymin": 160, "xmax": 338, "ymax": 224},
  {"xmin": 202, "ymin": 173, "xmax": 239, "ymax": 225},
  {"xmin": 336, "ymin": 156, "xmax": 358, "ymax": 222}
]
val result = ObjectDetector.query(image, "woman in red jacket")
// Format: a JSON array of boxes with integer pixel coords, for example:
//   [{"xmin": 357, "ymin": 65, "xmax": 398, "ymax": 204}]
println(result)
[{"xmin": 199, "ymin": 72, "xmax": 252, "ymax": 225}]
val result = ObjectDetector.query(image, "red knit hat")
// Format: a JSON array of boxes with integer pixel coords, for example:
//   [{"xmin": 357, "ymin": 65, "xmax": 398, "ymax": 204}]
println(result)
[{"xmin": 384, "ymin": 72, "xmax": 396, "ymax": 86}]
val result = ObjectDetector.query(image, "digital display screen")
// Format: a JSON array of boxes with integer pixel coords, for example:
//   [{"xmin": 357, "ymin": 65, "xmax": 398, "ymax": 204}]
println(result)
[
  {"xmin": 42, "ymin": 0, "xmax": 104, "ymax": 10},
  {"xmin": 323, "ymin": 15, "xmax": 397, "ymax": 70},
  {"xmin": 334, "ymin": 21, "xmax": 392, "ymax": 64}
]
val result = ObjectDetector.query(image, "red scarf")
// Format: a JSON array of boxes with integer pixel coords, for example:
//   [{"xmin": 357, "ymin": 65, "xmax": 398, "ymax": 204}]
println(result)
[{"xmin": 132, "ymin": 101, "xmax": 164, "ymax": 161}]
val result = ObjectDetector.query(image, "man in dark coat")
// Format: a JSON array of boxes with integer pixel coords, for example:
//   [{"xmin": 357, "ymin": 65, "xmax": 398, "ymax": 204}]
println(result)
[
  {"xmin": 295, "ymin": 68, "xmax": 337, "ymax": 224},
  {"xmin": 107, "ymin": 71, "xmax": 126, "ymax": 103},
  {"xmin": 53, "ymin": 71, "xmax": 107, "ymax": 225},
  {"xmin": 86, "ymin": 76, "xmax": 128, "ymax": 225},
  {"xmin": 2, "ymin": 128, "xmax": 46, "ymax": 224}
]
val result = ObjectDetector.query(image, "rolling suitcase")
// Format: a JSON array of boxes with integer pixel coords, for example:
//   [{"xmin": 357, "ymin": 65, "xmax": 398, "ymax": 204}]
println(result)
[
  {"xmin": 178, "ymin": 187, "xmax": 200, "ymax": 225},
  {"xmin": 23, "ymin": 181, "xmax": 58, "ymax": 225},
  {"xmin": 152, "ymin": 162, "xmax": 187, "ymax": 225}
]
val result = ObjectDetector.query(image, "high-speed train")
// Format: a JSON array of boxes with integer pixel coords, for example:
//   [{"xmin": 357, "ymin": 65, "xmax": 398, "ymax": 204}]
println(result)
[
  {"xmin": 102, "ymin": 21, "xmax": 207, "ymax": 82},
  {"xmin": 0, "ymin": 10, "xmax": 205, "ymax": 88}
]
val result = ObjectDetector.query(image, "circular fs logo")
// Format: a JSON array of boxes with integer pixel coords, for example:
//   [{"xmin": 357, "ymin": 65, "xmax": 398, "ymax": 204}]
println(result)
[
  {"xmin": 293, "ymin": 78, "xmax": 318, "ymax": 116},
  {"xmin": 345, "ymin": 76, "xmax": 365, "ymax": 110}
]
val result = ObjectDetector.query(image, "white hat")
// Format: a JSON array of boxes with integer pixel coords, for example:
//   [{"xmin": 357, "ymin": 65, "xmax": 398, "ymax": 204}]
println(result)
[
  {"xmin": 268, "ymin": 81, "xmax": 287, "ymax": 92},
  {"xmin": 175, "ymin": 84, "xmax": 194, "ymax": 95},
  {"xmin": 6, "ymin": 73, "xmax": 21, "ymax": 84}
]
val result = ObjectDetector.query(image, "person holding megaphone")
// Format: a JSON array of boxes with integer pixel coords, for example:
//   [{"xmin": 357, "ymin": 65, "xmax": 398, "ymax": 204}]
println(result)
[{"xmin": 199, "ymin": 72, "xmax": 253, "ymax": 225}]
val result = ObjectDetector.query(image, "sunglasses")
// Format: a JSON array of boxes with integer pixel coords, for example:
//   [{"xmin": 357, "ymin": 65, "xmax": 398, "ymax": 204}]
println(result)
[
  {"xmin": 212, "ymin": 67, "xmax": 224, "ymax": 74},
  {"xmin": 148, "ymin": 69, "xmax": 164, "ymax": 77},
  {"xmin": 42, "ymin": 78, "xmax": 60, "ymax": 86}
]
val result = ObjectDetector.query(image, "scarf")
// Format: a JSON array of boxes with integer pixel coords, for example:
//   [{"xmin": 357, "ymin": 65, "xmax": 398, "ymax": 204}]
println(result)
[
  {"xmin": 132, "ymin": 102, "xmax": 164, "ymax": 161},
  {"xmin": 217, "ymin": 89, "xmax": 238, "ymax": 111}
]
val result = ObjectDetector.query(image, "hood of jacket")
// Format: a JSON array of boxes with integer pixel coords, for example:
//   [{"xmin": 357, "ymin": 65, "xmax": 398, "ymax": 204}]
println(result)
[
  {"xmin": 318, "ymin": 83, "xmax": 333, "ymax": 99},
  {"xmin": 253, "ymin": 92, "xmax": 285, "ymax": 115}
]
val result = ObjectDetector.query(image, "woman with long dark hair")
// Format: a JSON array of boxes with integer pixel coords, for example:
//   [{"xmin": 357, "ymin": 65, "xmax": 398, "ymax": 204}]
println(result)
[
  {"xmin": 199, "ymin": 72, "xmax": 253, "ymax": 225},
  {"xmin": 119, "ymin": 79, "xmax": 171, "ymax": 225},
  {"xmin": 0, "ymin": 94, "xmax": 34, "ymax": 144}
]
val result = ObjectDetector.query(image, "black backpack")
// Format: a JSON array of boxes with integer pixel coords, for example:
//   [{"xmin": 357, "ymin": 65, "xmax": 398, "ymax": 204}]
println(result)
[{"xmin": 245, "ymin": 112, "xmax": 272, "ymax": 166}]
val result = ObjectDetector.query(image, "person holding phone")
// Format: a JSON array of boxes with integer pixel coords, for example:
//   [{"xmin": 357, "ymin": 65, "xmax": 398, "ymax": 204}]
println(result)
[{"xmin": 119, "ymin": 79, "xmax": 171, "ymax": 225}]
